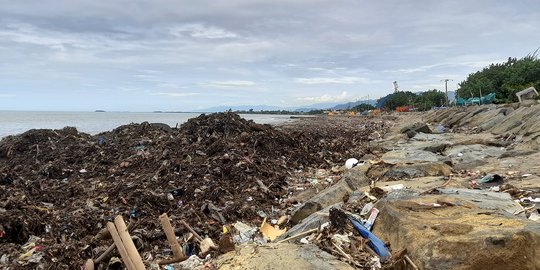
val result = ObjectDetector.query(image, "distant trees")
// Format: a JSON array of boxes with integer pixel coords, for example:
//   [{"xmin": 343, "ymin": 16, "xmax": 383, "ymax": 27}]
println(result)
[
  {"xmin": 351, "ymin": 103, "xmax": 375, "ymax": 112},
  {"xmin": 457, "ymin": 51, "xmax": 540, "ymax": 103},
  {"xmin": 380, "ymin": 90, "xmax": 446, "ymax": 111}
]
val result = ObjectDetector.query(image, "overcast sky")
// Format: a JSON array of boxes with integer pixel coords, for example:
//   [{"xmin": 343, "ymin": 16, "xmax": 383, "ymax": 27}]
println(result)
[{"xmin": 1, "ymin": 0, "xmax": 539, "ymax": 111}]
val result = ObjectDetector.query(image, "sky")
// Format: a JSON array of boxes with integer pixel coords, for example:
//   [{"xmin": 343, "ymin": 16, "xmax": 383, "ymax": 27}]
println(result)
[{"xmin": 1, "ymin": 0, "xmax": 539, "ymax": 111}]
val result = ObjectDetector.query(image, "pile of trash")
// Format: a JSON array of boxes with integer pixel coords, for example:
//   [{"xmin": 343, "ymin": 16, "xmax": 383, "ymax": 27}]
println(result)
[{"xmin": 0, "ymin": 112, "xmax": 390, "ymax": 269}]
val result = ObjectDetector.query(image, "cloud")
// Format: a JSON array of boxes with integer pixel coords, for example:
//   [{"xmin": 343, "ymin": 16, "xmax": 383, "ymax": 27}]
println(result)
[
  {"xmin": 201, "ymin": 80, "xmax": 257, "ymax": 88},
  {"xmin": 297, "ymin": 91, "xmax": 354, "ymax": 103},
  {"xmin": 1, "ymin": 1, "xmax": 540, "ymax": 111},
  {"xmin": 152, "ymin": 92, "xmax": 200, "ymax": 97},
  {"xmin": 295, "ymin": 76, "xmax": 372, "ymax": 84},
  {"xmin": 170, "ymin": 24, "xmax": 238, "ymax": 39}
]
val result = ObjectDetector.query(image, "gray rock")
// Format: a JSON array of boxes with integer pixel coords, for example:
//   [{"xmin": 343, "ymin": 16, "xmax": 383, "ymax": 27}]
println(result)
[
  {"xmin": 290, "ymin": 179, "xmax": 353, "ymax": 224},
  {"xmin": 373, "ymin": 189, "xmax": 540, "ymax": 270},
  {"xmin": 401, "ymin": 122, "xmax": 432, "ymax": 134},
  {"xmin": 280, "ymin": 203, "xmax": 341, "ymax": 240}
]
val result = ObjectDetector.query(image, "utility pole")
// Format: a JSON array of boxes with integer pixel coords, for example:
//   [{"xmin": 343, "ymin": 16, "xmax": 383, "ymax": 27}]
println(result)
[{"xmin": 441, "ymin": 79, "xmax": 453, "ymax": 107}]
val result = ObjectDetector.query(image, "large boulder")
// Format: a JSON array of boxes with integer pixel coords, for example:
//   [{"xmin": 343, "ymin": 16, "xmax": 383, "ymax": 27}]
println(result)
[{"xmin": 372, "ymin": 189, "xmax": 540, "ymax": 270}]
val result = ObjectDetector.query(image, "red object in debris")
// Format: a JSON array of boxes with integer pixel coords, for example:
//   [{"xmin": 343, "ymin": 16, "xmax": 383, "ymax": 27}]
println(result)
[
  {"xmin": 0, "ymin": 230, "xmax": 4, "ymax": 238},
  {"xmin": 120, "ymin": 196, "xmax": 128, "ymax": 205}
]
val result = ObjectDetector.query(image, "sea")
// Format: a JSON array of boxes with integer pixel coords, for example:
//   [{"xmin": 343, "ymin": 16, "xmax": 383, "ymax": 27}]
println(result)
[{"xmin": 0, "ymin": 111, "xmax": 299, "ymax": 138}]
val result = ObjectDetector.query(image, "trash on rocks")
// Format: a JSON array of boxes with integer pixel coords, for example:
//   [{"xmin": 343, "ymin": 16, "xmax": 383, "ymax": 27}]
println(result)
[
  {"xmin": 435, "ymin": 125, "xmax": 446, "ymax": 133},
  {"xmin": 260, "ymin": 218, "xmax": 286, "ymax": 241},
  {"xmin": 478, "ymin": 174, "xmax": 503, "ymax": 184},
  {"xmin": 232, "ymin": 222, "xmax": 257, "ymax": 244},
  {"xmin": 529, "ymin": 211, "xmax": 540, "ymax": 222},
  {"xmin": 349, "ymin": 216, "xmax": 390, "ymax": 262},
  {"xmin": 380, "ymin": 184, "xmax": 405, "ymax": 192},
  {"xmin": 299, "ymin": 237, "xmax": 310, "ymax": 244},
  {"xmin": 360, "ymin": 202, "xmax": 374, "ymax": 216},
  {"xmin": 345, "ymin": 158, "xmax": 359, "ymax": 169},
  {"xmin": 174, "ymin": 254, "xmax": 207, "ymax": 270},
  {"xmin": 199, "ymin": 238, "xmax": 218, "ymax": 254},
  {"xmin": 522, "ymin": 173, "xmax": 533, "ymax": 177},
  {"xmin": 520, "ymin": 197, "xmax": 540, "ymax": 203},
  {"xmin": 471, "ymin": 174, "xmax": 504, "ymax": 189},
  {"xmin": 364, "ymin": 208, "xmax": 380, "ymax": 231}
]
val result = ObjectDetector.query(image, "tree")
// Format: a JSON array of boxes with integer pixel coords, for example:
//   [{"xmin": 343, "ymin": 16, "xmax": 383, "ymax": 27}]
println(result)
[
  {"xmin": 351, "ymin": 103, "xmax": 375, "ymax": 112},
  {"xmin": 457, "ymin": 51, "xmax": 540, "ymax": 103}
]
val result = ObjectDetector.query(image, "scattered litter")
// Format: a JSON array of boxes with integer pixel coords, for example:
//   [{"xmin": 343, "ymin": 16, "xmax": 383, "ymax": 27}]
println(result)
[
  {"xmin": 345, "ymin": 158, "xmax": 359, "ymax": 169},
  {"xmin": 233, "ymin": 222, "xmax": 257, "ymax": 244},
  {"xmin": 529, "ymin": 211, "xmax": 540, "ymax": 222},
  {"xmin": 360, "ymin": 202, "xmax": 374, "ymax": 216},
  {"xmin": 381, "ymin": 184, "xmax": 405, "ymax": 192},
  {"xmin": 364, "ymin": 208, "xmax": 380, "ymax": 231},
  {"xmin": 349, "ymin": 216, "xmax": 390, "ymax": 261},
  {"xmin": 260, "ymin": 218, "xmax": 287, "ymax": 241}
]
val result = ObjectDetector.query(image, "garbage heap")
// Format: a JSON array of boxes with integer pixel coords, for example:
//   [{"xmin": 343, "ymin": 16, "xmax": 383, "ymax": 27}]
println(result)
[{"xmin": 0, "ymin": 112, "xmax": 389, "ymax": 269}]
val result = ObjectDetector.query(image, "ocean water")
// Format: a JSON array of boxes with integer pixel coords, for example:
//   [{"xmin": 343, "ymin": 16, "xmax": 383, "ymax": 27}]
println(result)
[{"xmin": 0, "ymin": 111, "xmax": 298, "ymax": 138}]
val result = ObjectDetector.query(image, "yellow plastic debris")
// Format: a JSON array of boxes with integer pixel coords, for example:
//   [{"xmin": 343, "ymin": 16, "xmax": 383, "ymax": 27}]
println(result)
[{"xmin": 260, "ymin": 218, "xmax": 286, "ymax": 241}]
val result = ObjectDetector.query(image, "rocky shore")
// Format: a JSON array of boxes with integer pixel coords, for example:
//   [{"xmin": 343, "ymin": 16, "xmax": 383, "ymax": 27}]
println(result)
[{"xmin": 1, "ymin": 105, "xmax": 540, "ymax": 269}]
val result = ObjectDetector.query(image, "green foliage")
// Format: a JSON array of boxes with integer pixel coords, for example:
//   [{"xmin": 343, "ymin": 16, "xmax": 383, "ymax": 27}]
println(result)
[
  {"xmin": 457, "ymin": 51, "xmax": 540, "ymax": 103},
  {"xmin": 416, "ymin": 89, "xmax": 446, "ymax": 111},
  {"xmin": 382, "ymin": 91, "xmax": 417, "ymax": 110},
  {"xmin": 350, "ymin": 103, "xmax": 375, "ymax": 112},
  {"xmin": 381, "ymin": 90, "xmax": 446, "ymax": 111},
  {"xmin": 306, "ymin": 109, "xmax": 324, "ymax": 115}
]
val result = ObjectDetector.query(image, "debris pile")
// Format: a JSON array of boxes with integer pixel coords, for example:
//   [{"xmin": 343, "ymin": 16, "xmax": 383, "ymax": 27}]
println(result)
[{"xmin": 0, "ymin": 113, "xmax": 390, "ymax": 269}]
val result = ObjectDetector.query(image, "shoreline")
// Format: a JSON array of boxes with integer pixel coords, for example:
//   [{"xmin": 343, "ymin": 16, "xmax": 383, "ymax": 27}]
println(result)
[{"xmin": 0, "ymin": 112, "xmax": 389, "ymax": 269}]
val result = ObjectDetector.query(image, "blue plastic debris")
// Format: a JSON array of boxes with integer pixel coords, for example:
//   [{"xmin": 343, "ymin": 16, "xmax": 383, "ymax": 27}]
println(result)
[{"xmin": 349, "ymin": 216, "xmax": 390, "ymax": 262}]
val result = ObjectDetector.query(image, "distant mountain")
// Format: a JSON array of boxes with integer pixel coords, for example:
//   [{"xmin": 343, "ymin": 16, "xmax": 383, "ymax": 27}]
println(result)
[
  {"xmin": 196, "ymin": 99, "xmax": 380, "ymax": 113},
  {"xmin": 193, "ymin": 105, "xmax": 286, "ymax": 112},
  {"xmin": 329, "ymin": 100, "xmax": 377, "ymax": 110}
]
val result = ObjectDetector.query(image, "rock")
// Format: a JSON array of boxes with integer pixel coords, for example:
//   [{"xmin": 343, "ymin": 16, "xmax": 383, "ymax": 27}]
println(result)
[
  {"xmin": 445, "ymin": 144, "xmax": 505, "ymax": 170},
  {"xmin": 373, "ymin": 189, "xmax": 540, "ymax": 270},
  {"xmin": 382, "ymin": 150, "xmax": 445, "ymax": 164},
  {"xmin": 290, "ymin": 180, "xmax": 353, "ymax": 224},
  {"xmin": 280, "ymin": 203, "xmax": 341, "ymax": 240},
  {"xmin": 216, "ymin": 243, "xmax": 354, "ymax": 270},
  {"xmin": 383, "ymin": 162, "xmax": 453, "ymax": 180},
  {"xmin": 400, "ymin": 122, "xmax": 432, "ymax": 134}
]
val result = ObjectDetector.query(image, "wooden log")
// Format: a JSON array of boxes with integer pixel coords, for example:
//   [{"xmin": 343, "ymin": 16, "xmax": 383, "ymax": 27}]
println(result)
[
  {"xmin": 107, "ymin": 222, "xmax": 136, "ymax": 270},
  {"xmin": 114, "ymin": 216, "xmax": 146, "ymax": 270},
  {"xmin": 159, "ymin": 213, "xmax": 184, "ymax": 259}
]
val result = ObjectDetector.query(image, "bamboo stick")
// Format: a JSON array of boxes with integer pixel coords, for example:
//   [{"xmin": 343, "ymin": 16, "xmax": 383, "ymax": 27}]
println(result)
[
  {"xmin": 180, "ymin": 220, "xmax": 203, "ymax": 242},
  {"xmin": 107, "ymin": 222, "xmax": 136, "ymax": 270},
  {"xmin": 159, "ymin": 213, "xmax": 184, "ymax": 259},
  {"xmin": 114, "ymin": 216, "xmax": 146, "ymax": 270}
]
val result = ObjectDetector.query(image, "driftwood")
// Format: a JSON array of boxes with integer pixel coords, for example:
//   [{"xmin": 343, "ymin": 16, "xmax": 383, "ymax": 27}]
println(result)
[
  {"xmin": 114, "ymin": 216, "xmax": 146, "ymax": 270},
  {"xmin": 107, "ymin": 222, "xmax": 136, "ymax": 270},
  {"xmin": 159, "ymin": 213, "xmax": 184, "ymax": 259}
]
